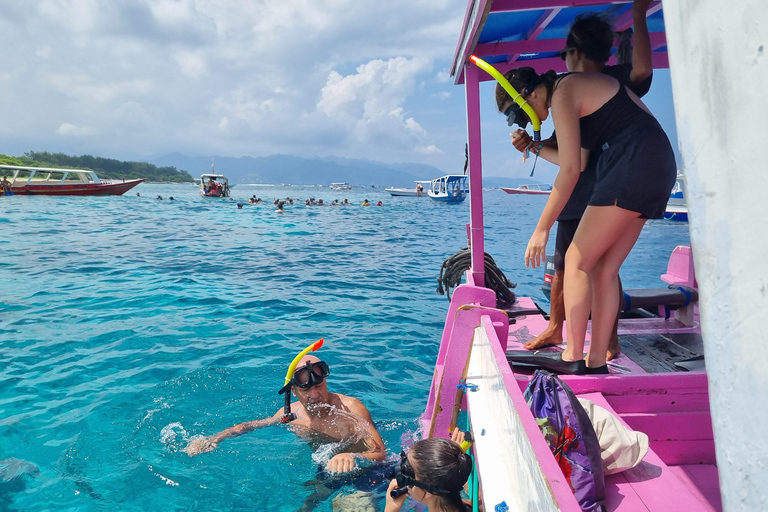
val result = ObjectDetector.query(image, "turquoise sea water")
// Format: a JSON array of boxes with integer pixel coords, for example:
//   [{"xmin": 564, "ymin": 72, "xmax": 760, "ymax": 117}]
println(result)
[{"xmin": 0, "ymin": 183, "xmax": 690, "ymax": 511}]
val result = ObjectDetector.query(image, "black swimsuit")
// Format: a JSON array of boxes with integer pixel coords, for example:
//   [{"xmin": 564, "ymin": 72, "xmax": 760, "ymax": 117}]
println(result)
[{"xmin": 572, "ymin": 78, "xmax": 677, "ymax": 219}]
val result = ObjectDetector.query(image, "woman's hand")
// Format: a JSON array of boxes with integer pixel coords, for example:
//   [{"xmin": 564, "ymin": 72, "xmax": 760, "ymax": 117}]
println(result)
[
  {"xmin": 510, "ymin": 129, "xmax": 533, "ymax": 154},
  {"xmin": 450, "ymin": 427, "xmax": 466, "ymax": 445},
  {"xmin": 525, "ymin": 228, "xmax": 550, "ymax": 268},
  {"xmin": 385, "ymin": 479, "xmax": 408, "ymax": 512},
  {"xmin": 326, "ymin": 453, "xmax": 358, "ymax": 474}
]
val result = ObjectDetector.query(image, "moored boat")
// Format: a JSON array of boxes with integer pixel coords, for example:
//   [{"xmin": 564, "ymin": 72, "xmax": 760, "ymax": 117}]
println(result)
[
  {"xmin": 664, "ymin": 174, "xmax": 688, "ymax": 221},
  {"xmin": 385, "ymin": 180, "xmax": 431, "ymax": 197},
  {"xmin": 501, "ymin": 184, "xmax": 553, "ymax": 195},
  {"xmin": 1, "ymin": 164, "xmax": 145, "ymax": 196},
  {"xmin": 329, "ymin": 182, "xmax": 352, "ymax": 190},
  {"xmin": 417, "ymin": 1, "xmax": 743, "ymax": 511},
  {"xmin": 199, "ymin": 173, "xmax": 230, "ymax": 197},
  {"xmin": 427, "ymin": 175, "xmax": 468, "ymax": 202}
]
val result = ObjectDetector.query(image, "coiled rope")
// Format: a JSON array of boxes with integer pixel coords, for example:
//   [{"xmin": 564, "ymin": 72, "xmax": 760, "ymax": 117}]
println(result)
[{"xmin": 436, "ymin": 248, "xmax": 517, "ymax": 306}]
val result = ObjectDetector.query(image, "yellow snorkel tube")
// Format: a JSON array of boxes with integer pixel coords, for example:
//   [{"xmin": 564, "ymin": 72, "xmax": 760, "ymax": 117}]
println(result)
[
  {"xmin": 469, "ymin": 55, "xmax": 542, "ymax": 142},
  {"xmin": 278, "ymin": 338, "xmax": 324, "ymax": 423}
]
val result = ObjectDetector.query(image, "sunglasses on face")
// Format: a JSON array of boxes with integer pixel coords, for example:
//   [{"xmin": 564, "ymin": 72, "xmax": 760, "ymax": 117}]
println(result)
[
  {"xmin": 558, "ymin": 47, "xmax": 576, "ymax": 60},
  {"xmin": 291, "ymin": 361, "xmax": 330, "ymax": 389}
]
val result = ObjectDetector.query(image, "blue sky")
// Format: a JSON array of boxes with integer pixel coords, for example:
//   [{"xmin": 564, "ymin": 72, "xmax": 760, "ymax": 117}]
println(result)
[{"xmin": 0, "ymin": 1, "xmax": 678, "ymax": 179}]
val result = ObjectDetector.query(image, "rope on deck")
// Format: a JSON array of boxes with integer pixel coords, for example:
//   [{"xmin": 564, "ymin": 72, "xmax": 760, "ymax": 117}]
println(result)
[{"xmin": 436, "ymin": 247, "xmax": 517, "ymax": 306}]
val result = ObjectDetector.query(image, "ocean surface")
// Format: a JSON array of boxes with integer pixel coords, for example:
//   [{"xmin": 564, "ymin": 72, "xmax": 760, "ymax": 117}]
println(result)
[{"xmin": 0, "ymin": 183, "xmax": 690, "ymax": 511}]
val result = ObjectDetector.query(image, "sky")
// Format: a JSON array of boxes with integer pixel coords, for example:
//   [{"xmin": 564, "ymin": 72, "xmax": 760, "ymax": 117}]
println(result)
[{"xmin": 0, "ymin": 0, "xmax": 679, "ymax": 180}]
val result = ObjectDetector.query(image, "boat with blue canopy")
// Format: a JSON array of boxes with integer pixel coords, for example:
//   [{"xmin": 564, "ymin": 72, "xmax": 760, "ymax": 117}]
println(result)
[
  {"xmin": 417, "ymin": 1, "xmax": 762, "ymax": 511},
  {"xmin": 427, "ymin": 174, "xmax": 469, "ymax": 202}
]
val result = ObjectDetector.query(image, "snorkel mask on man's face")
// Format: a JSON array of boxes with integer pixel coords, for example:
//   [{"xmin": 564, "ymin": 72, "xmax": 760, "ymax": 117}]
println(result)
[{"xmin": 290, "ymin": 361, "xmax": 330, "ymax": 390}]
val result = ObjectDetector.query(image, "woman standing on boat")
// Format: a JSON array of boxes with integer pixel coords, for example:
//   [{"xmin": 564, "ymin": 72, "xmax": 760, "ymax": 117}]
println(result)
[{"xmin": 499, "ymin": 67, "xmax": 676, "ymax": 372}]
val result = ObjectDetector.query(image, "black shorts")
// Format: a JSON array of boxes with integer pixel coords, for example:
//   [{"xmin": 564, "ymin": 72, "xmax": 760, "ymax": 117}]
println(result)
[
  {"xmin": 554, "ymin": 219, "xmax": 580, "ymax": 272},
  {"xmin": 589, "ymin": 124, "xmax": 677, "ymax": 219}
]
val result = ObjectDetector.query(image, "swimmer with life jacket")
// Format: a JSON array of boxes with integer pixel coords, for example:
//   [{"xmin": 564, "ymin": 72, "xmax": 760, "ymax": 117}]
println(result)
[{"xmin": 183, "ymin": 339, "xmax": 386, "ymax": 473}]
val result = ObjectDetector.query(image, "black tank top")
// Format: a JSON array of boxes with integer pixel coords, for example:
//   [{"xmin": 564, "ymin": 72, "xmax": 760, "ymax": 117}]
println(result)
[{"xmin": 577, "ymin": 82, "xmax": 660, "ymax": 152}]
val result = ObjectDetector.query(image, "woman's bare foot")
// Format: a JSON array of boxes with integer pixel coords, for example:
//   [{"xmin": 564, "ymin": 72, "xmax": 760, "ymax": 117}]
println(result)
[
  {"xmin": 523, "ymin": 328, "xmax": 564, "ymax": 350},
  {"xmin": 606, "ymin": 338, "xmax": 621, "ymax": 360}
]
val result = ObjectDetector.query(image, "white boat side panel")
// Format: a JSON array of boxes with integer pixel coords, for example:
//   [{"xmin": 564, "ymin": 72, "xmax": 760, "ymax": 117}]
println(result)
[
  {"xmin": 664, "ymin": 1, "xmax": 768, "ymax": 509},
  {"xmin": 467, "ymin": 325, "xmax": 559, "ymax": 512}
]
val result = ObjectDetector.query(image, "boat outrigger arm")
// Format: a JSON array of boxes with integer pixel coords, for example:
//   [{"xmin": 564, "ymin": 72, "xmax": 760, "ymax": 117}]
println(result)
[
  {"xmin": 469, "ymin": 55, "xmax": 542, "ymax": 142},
  {"xmin": 278, "ymin": 338, "xmax": 324, "ymax": 423}
]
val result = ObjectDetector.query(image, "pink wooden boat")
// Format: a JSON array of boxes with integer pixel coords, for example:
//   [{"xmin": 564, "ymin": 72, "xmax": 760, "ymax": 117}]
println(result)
[{"xmin": 417, "ymin": 1, "xmax": 747, "ymax": 511}]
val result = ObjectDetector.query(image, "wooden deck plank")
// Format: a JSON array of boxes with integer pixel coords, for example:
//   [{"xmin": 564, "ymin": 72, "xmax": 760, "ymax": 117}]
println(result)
[{"xmin": 668, "ymin": 465, "xmax": 723, "ymax": 512}]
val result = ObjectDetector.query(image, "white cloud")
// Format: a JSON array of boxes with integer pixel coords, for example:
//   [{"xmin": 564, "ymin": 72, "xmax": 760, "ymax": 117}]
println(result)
[
  {"xmin": 173, "ymin": 51, "xmax": 207, "ymax": 78},
  {"xmin": 57, "ymin": 123, "xmax": 98, "ymax": 137},
  {"xmin": 317, "ymin": 56, "xmax": 431, "ymax": 146},
  {"xmin": 415, "ymin": 144, "xmax": 442, "ymax": 154}
]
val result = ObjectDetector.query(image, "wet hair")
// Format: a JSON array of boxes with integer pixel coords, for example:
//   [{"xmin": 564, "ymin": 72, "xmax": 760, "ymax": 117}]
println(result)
[
  {"xmin": 409, "ymin": 437, "xmax": 472, "ymax": 512},
  {"xmin": 567, "ymin": 13, "xmax": 614, "ymax": 63},
  {"xmin": 495, "ymin": 67, "xmax": 559, "ymax": 112}
]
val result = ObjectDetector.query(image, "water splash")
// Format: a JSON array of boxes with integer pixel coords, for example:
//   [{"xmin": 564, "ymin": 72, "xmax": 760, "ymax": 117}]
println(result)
[{"xmin": 159, "ymin": 422, "xmax": 189, "ymax": 452}]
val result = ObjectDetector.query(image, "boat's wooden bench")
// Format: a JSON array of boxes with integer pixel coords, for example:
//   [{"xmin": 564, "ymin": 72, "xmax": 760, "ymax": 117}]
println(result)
[{"xmin": 578, "ymin": 392, "xmax": 719, "ymax": 512}]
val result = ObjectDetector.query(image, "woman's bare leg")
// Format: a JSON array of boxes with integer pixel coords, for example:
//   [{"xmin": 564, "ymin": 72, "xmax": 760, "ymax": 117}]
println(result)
[
  {"xmin": 588, "ymin": 217, "xmax": 645, "ymax": 367},
  {"xmin": 562, "ymin": 205, "xmax": 645, "ymax": 364}
]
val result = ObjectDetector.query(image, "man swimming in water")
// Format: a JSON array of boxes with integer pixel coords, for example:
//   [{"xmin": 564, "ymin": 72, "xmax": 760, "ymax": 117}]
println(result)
[{"xmin": 183, "ymin": 354, "xmax": 386, "ymax": 474}]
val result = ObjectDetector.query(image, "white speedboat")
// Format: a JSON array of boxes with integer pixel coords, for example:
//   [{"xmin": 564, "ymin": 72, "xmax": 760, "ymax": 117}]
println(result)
[
  {"xmin": 199, "ymin": 173, "xmax": 230, "ymax": 197},
  {"xmin": 501, "ymin": 184, "xmax": 552, "ymax": 195},
  {"xmin": 385, "ymin": 180, "xmax": 431, "ymax": 197},
  {"xmin": 329, "ymin": 182, "xmax": 352, "ymax": 190}
]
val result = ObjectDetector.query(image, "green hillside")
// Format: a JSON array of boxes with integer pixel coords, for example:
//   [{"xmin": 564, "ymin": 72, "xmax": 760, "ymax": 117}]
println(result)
[{"xmin": 0, "ymin": 152, "xmax": 193, "ymax": 183}]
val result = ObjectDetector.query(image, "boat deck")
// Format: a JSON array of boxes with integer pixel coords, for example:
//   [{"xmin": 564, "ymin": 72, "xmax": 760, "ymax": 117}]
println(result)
[
  {"xmin": 504, "ymin": 297, "xmax": 704, "ymax": 376},
  {"xmin": 496, "ymin": 297, "xmax": 720, "ymax": 511}
]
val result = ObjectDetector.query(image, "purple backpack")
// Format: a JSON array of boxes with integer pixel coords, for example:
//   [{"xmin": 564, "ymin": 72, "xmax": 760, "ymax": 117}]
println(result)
[{"xmin": 524, "ymin": 370, "xmax": 605, "ymax": 512}]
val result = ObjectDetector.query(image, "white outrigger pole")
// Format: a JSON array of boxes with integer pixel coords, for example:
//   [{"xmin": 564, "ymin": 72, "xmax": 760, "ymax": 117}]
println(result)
[{"xmin": 664, "ymin": 2, "xmax": 768, "ymax": 509}]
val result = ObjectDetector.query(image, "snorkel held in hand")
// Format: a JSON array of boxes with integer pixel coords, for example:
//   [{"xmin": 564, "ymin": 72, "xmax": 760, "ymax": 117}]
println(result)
[
  {"xmin": 469, "ymin": 55, "xmax": 542, "ymax": 142},
  {"xmin": 278, "ymin": 338, "xmax": 324, "ymax": 423}
]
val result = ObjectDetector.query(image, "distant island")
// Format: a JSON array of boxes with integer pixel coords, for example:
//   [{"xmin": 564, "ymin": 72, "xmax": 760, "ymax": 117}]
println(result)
[{"xmin": 0, "ymin": 151, "xmax": 194, "ymax": 183}]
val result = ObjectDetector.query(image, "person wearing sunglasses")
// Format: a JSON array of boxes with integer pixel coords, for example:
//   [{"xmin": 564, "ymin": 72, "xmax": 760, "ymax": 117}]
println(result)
[
  {"xmin": 384, "ymin": 436, "xmax": 473, "ymax": 512},
  {"xmin": 499, "ymin": 1, "xmax": 655, "ymax": 363},
  {"xmin": 495, "ymin": 14, "xmax": 676, "ymax": 374},
  {"xmin": 184, "ymin": 355, "xmax": 385, "ymax": 474}
]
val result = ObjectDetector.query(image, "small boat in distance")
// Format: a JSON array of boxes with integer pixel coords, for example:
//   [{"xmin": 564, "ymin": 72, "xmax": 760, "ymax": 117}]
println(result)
[
  {"xmin": 664, "ymin": 173, "xmax": 688, "ymax": 221},
  {"xmin": 329, "ymin": 182, "xmax": 352, "ymax": 190},
  {"xmin": 501, "ymin": 184, "xmax": 552, "ymax": 195},
  {"xmin": 199, "ymin": 159, "xmax": 230, "ymax": 197},
  {"xmin": 1, "ymin": 164, "xmax": 145, "ymax": 196},
  {"xmin": 199, "ymin": 174, "xmax": 230, "ymax": 197},
  {"xmin": 427, "ymin": 175, "xmax": 468, "ymax": 202},
  {"xmin": 385, "ymin": 180, "xmax": 431, "ymax": 197}
]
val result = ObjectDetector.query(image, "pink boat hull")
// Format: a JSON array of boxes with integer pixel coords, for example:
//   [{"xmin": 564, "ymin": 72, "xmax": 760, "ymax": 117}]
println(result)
[{"xmin": 11, "ymin": 179, "xmax": 145, "ymax": 196}]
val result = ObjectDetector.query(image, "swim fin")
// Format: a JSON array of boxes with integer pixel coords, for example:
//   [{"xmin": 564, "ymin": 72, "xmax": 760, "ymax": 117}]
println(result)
[
  {"xmin": 674, "ymin": 354, "xmax": 705, "ymax": 372},
  {"xmin": 506, "ymin": 350, "xmax": 587, "ymax": 375}
]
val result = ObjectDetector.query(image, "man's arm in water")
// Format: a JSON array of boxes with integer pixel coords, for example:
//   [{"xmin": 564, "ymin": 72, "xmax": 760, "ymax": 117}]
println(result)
[
  {"xmin": 184, "ymin": 408, "xmax": 284, "ymax": 456},
  {"xmin": 326, "ymin": 397, "xmax": 386, "ymax": 473}
]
